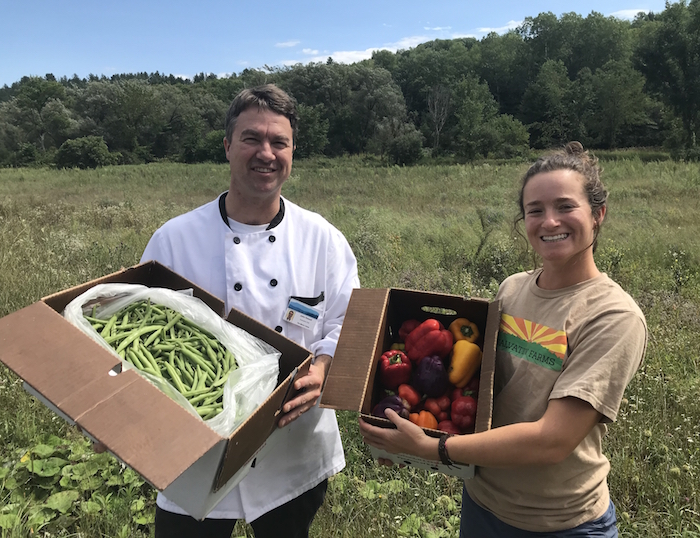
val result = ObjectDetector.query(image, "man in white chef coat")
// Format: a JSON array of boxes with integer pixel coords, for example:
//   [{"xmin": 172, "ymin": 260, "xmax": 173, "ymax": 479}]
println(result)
[{"xmin": 141, "ymin": 84, "xmax": 360, "ymax": 537}]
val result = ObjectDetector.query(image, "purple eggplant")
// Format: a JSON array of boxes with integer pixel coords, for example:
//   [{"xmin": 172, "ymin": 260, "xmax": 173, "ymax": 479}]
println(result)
[
  {"xmin": 371, "ymin": 395, "xmax": 411, "ymax": 419},
  {"xmin": 413, "ymin": 355, "xmax": 449, "ymax": 397}
]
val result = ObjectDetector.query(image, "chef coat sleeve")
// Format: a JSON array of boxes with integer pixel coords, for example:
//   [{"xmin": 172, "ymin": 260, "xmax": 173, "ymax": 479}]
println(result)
[
  {"xmin": 309, "ymin": 230, "xmax": 360, "ymax": 359},
  {"xmin": 140, "ymin": 226, "xmax": 175, "ymax": 267}
]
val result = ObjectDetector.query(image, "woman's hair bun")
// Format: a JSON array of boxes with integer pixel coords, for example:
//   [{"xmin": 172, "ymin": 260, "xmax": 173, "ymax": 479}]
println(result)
[{"xmin": 565, "ymin": 141, "xmax": 585, "ymax": 156}]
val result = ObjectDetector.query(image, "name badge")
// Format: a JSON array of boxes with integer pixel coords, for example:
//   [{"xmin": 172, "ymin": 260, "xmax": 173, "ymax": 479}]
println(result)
[{"xmin": 284, "ymin": 298, "xmax": 320, "ymax": 330}]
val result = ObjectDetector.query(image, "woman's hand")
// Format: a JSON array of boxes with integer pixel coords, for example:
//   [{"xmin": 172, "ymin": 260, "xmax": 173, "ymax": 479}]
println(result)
[{"xmin": 359, "ymin": 408, "xmax": 438, "ymax": 461}]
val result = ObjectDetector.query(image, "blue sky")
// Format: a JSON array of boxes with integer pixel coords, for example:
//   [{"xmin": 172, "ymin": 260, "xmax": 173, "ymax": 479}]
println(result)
[{"xmin": 0, "ymin": 0, "xmax": 667, "ymax": 87}]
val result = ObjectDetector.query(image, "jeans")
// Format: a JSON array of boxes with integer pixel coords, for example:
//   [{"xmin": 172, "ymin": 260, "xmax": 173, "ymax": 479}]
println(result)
[{"xmin": 460, "ymin": 485, "xmax": 618, "ymax": 537}]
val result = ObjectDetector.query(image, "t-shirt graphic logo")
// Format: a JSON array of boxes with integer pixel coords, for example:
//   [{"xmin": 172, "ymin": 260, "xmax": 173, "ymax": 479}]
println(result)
[{"xmin": 497, "ymin": 314, "xmax": 567, "ymax": 371}]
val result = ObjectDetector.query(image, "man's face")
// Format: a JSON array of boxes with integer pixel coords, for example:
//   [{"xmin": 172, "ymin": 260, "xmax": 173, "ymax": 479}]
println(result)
[{"xmin": 224, "ymin": 107, "xmax": 294, "ymax": 204}]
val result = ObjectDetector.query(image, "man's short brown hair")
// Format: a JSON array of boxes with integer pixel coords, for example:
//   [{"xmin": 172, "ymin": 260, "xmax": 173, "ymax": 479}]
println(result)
[{"xmin": 224, "ymin": 84, "xmax": 299, "ymax": 143}]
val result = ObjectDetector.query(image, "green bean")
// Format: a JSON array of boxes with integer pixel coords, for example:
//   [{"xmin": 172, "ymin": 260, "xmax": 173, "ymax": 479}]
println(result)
[
  {"xmin": 163, "ymin": 362, "xmax": 188, "ymax": 393},
  {"xmin": 188, "ymin": 387, "xmax": 223, "ymax": 407},
  {"xmin": 194, "ymin": 404, "xmax": 222, "ymax": 418},
  {"xmin": 210, "ymin": 370, "xmax": 231, "ymax": 388},
  {"xmin": 114, "ymin": 325, "xmax": 162, "ymax": 354},
  {"xmin": 100, "ymin": 314, "xmax": 118, "ymax": 337},
  {"xmin": 162, "ymin": 313, "xmax": 182, "ymax": 334},
  {"xmin": 126, "ymin": 349, "xmax": 145, "ymax": 370},
  {"xmin": 179, "ymin": 343, "xmax": 217, "ymax": 380}
]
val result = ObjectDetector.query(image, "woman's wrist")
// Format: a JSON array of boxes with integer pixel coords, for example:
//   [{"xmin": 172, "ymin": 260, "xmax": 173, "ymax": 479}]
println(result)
[{"xmin": 420, "ymin": 436, "xmax": 441, "ymax": 461}]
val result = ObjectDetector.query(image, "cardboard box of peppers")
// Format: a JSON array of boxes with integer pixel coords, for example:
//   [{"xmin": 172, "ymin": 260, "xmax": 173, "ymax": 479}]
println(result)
[{"xmin": 372, "ymin": 317, "xmax": 482, "ymax": 435}]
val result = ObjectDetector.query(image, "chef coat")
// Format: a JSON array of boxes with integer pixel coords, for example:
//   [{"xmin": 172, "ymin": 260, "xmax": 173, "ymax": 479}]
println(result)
[{"xmin": 140, "ymin": 193, "xmax": 360, "ymax": 521}]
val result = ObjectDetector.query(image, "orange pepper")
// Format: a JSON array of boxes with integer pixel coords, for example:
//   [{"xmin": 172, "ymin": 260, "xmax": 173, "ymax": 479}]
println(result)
[
  {"xmin": 409, "ymin": 409, "xmax": 438, "ymax": 429},
  {"xmin": 448, "ymin": 318, "xmax": 479, "ymax": 343}
]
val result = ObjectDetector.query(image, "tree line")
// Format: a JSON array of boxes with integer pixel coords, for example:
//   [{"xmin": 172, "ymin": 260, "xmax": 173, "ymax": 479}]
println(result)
[{"xmin": 1, "ymin": 1, "xmax": 699, "ymax": 168}]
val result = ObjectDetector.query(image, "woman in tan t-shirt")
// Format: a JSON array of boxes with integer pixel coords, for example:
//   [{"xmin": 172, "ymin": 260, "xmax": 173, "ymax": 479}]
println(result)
[{"xmin": 359, "ymin": 142, "xmax": 647, "ymax": 537}]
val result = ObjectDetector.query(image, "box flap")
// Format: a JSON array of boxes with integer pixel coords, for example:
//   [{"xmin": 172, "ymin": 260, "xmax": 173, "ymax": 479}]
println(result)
[
  {"xmin": 0, "ymin": 301, "xmax": 223, "ymax": 492},
  {"xmin": 213, "ymin": 356, "xmax": 313, "ymax": 490},
  {"xmin": 42, "ymin": 261, "xmax": 225, "ymax": 317},
  {"xmin": 320, "ymin": 288, "xmax": 390, "ymax": 412},
  {"xmin": 76, "ymin": 374, "xmax": 222, "ymax": 491},
  {"xmin": 0, "ymin": 302, "xmax": 123, "ymax": 405},
  {"xmin": 212, "ymin": 308, "xmax": 313, "ymax": 490},
  {"xmin": 474, "ymin": 298, "xmax": 501, "ymax": 433}
]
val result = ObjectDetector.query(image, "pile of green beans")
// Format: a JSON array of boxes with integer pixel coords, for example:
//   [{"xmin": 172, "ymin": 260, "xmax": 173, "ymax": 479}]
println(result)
[{"xmin": 85, "ymin": 299, "xmax": 237, "ymax": 420}]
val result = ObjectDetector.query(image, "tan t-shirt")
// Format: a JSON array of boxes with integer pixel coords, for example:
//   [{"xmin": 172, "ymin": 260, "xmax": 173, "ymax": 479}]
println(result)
[{"xmin": 465, "ymin": 270, "xmax": 647, "ymax": 532}]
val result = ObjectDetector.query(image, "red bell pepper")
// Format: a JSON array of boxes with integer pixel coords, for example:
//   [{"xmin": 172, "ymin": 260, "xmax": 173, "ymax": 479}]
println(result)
[
  {"xmin": 437, "ymin": 420, "xmax": 462, "ymax": 435},
  {"xmin": 424, "ymin": 394, "xmax": 451, "ymax": 422},
  {"xmin": 452, "ymin": 376, "xmax": 480, "ymax": 401},
  {"xmin": 378, "ymin": 350, "xmax": 412, "ymax": 390},
  {"xmin": 451, "ymin": 394, "xmax": 477, "ymax": 432},
  {"xmin": 397, "ymin": 383, "xmax": 422, "ymax": 410},
  {"xmin": 398, "ymin": 319, "xmax": 421, "ymax": 342},
  {"xmin": 404, "ymin": 319, "xmax": 454, "ymax": 363}
]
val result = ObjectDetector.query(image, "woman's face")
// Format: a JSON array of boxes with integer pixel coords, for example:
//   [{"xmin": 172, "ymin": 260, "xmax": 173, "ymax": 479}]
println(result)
[{"xmin": 522, "ymin": 169, "xmax": 603, "ymax": 271}]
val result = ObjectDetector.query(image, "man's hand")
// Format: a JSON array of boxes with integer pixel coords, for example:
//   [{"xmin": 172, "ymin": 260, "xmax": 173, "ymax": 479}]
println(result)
[{"xmin": 278, "ymin": 354, "xmax": 331, "ymax": 427}]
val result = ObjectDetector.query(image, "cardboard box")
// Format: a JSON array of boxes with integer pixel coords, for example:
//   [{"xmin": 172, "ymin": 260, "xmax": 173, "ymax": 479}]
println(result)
[
  {"xmin": 321, "ymin": 288, "xmax": 500, "ymax": 479},
  {"xmin": 0, "ymin": 261, "xmax": 313, "ymax": 520}
]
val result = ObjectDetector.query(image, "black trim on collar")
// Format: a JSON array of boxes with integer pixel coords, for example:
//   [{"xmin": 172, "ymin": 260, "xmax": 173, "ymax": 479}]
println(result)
[
  {"xmin": 291, "ymin": 292, "xmax": 325, "ymax": 307},
  {"xmin": 218, "ymin": 192, "xmax": 285, "ymax": 231},
  {"xmin": 267, "ymin": 198, "xmax": 285, "ymax": 230}
]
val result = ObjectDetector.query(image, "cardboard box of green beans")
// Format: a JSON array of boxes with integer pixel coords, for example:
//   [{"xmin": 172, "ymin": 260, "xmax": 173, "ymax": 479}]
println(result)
[{"xmin": 0, "ymin": 261, "xmax": 315, "ymax": 520}]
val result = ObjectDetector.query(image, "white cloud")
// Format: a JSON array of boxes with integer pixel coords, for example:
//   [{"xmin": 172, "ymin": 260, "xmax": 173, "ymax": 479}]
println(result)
[
  {"xmin": 424, "ymin": 26, "xmax": 452, "ymax": 31},
  {"xmin": 302, "ymin": 48, "xmax": 379, "ymax": 64},
  {"xmin": 609, "ymin": 8, "xmax": 648, "ymax": 19},
  {"xmin": 278, "ymin": 18, "xmax": 524, "ymax": 67},
  {"xmin": 475, "ymin": 20, "xmax": 521, "ymax": 35},
  {"xmin": 286, "ymin": 34, "xmax": 435, "ymax": 65},
  {"xmin": 392, "ymin": 35, "xmax": 432, "ymax": 49},
  {"xmin": 276, "ymin": 40, "xmax": 300, "ymax": 48}
]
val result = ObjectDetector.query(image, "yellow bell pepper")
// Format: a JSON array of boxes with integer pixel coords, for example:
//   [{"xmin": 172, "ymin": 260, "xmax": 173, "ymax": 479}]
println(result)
[
  {"xmin": 448, "ymin": 340, "xmax": 482, "ymax": 388},
  {"xmin": 448, "ymin": 317, "xmax": 479, "ymax": 343}
]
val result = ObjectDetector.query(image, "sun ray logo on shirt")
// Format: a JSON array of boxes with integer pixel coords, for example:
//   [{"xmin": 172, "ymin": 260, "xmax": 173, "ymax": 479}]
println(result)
[{"xmin": 497, "ymin": 314, "xmax": 567, "ymax": 371}]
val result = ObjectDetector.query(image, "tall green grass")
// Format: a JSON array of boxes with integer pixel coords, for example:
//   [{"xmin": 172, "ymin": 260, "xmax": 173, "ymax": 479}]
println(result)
[{"xmin": 0, "ymin": 157, "xmax": 698, "ymax": 537}]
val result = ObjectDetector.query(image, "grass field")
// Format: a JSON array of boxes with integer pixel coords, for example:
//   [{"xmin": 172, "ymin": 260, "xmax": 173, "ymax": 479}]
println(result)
[{"xmin": 0, "ymin": 156, "xmax": 699, "ymax": 537}]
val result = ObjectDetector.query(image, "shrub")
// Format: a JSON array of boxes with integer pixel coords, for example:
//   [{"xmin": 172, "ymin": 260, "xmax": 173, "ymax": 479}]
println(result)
[
  {"xmin": 672, "ymin": 146, "xmax": 700, "ymax": 162},
  {"xmin": 295, "ymin": 103, "xmax": 329, "ymax": 158},
  {"xmin": 12, "ymin": 143, "xmax": 40, "ymax": 167},
  {"xmin": 196, "ymin": 130, "xmax": 227, "ymax": 163},
  {"xmin": 55, "ymin": 136, "xmax": 119, "ymax": 169},
  {"xmin": 480, "ymin": 115, "xmax": 531, "ymax": 159},
  {"xmin": 387, "ymin": 129, "xmax": 424, "ymax": 166}
]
